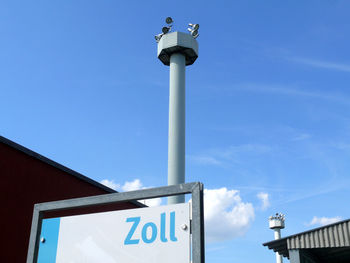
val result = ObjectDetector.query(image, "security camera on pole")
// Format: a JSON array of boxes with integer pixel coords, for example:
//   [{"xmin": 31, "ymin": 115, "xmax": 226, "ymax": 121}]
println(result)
[
  {"xmin": 156, "ymin": 18, "xmax": 199, "ymax": 204},
  {"xmin": 269, "ymin": 213, "xmax": 286, "ymax": 263}
]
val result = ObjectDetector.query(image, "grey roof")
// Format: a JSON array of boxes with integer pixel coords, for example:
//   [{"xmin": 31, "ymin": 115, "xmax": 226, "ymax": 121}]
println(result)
[
  {"xmin": 263, "ymin": 219, "xmax": 350, "ymax": 259},
  {"xmin": 0, "ymin": 135, "xmax": 145, "ymax": 207}
]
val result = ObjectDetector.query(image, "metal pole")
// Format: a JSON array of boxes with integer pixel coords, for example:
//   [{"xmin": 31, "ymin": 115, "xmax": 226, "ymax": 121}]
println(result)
[
  {"xmin": 274, "ymin": 229, "xmax": 283, "ymax": 263},
  {"xmin": 168, "ymin": 53, "xmax": 186, "ymax": 204},
  {"xmin": 156, "ymin": 29, "xmax": 198, "ymax": 204},
  {"xmin": 269, "ymin": 214, "xmax": 285, "ymax": 263},
  {"xmin": 274, "ymin": 228, "xmax": 281, "ymax": 240}
]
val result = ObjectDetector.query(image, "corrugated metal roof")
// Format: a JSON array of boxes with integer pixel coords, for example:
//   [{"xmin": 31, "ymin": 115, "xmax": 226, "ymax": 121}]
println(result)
[
  {"xmin": 287, "ymin": 220, "xmax": 350, "ymax": 249},
  {"xmin": 263, "ymin": 219, "xmax": 350, "ymax": 258}
]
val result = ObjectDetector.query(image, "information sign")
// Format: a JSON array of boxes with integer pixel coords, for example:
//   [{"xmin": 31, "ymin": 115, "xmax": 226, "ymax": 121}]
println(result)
[
  {"xmin": 38, "ymin": 203, "xmax": 190, "ymax": 263},
  {"xmin": 27, "ymin": 183, "xmax": 204, "ymax": 263}
]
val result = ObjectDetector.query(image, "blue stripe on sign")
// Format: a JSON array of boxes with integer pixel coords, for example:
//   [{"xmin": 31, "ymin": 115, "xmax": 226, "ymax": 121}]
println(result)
[{"xmin": 37, "ymin": 218, "xmax": 61, "ymax": 263}]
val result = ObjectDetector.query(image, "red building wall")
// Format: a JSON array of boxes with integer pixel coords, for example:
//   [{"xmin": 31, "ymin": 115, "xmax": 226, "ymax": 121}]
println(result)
[{"xmin": 0, "ymin": 137, "xmax": 140, "ymax": 262}]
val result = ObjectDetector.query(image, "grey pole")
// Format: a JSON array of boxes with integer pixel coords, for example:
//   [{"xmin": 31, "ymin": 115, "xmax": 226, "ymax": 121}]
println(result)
[
  {"xmin": 157, "ymin": 31, "xmax": 199, "ymax": 204},
  {"xmin": 274, "ymin": 228, "xmax": 283, "ymax": 263},
  {"xmin": 269, "ymin": 213, "xmax": 285, "ymax": 263},
  {"xmin": 168, "ymin": 53, "xmax": 186, "ymax": 204}
]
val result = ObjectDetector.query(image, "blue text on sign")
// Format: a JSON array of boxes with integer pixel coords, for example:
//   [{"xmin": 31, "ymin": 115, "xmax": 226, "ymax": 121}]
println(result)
[{"xmin": 124, "ymin": 212, "xmax": 178, "ymax": 245}]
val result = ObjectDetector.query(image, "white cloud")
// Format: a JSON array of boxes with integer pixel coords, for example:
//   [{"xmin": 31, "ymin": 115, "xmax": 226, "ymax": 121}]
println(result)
[
  {"xmin": 121, "ymin": 179, "xmax": 143, "ymax": 191},
  {"xmin": 204, "ymin": 188, "xmax": 255, "ymax": 243},
  {"xmin": 100, "ymin": 179, "xmax": 120, "ymax": 190},
  {"xmin": 257, "ymin": 192, "xmax": 270, "ymax": 210},
  {"xmin": 308, "ymin": 216, "xmax": 342, "ymax": 226},
  {"xmin": 100, "ymin": 179, "xmax": 162, "ymax": 207},
  {"xmin": 139, "ymin": 198, "xmax": 162, "ymax": 207}
]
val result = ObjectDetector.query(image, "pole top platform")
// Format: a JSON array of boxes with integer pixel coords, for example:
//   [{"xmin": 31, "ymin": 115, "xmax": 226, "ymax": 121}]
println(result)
[
  {"xmin": 157, "ymin": 31, "xmax": 198, "ymax": 66},
  {"xmin": 269, "ymin": 213, "xmax": 286, "ymax": 229}
]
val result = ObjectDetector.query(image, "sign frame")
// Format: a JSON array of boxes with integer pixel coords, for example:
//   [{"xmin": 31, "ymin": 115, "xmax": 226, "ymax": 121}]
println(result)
[{"xmin": 26, "ymin": 182, "xmax": 204, "ymax": 263}]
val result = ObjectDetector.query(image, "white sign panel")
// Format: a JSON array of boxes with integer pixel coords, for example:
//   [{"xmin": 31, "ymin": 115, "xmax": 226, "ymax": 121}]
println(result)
[{"xmin": 54, "ymin": 203, "xmax": 190, "ymax": 263}]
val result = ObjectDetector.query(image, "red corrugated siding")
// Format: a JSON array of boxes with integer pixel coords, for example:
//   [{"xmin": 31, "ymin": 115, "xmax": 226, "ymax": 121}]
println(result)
[{"xmin": 0, "ymin": 142, "xmax": 139, "ymax": 262}]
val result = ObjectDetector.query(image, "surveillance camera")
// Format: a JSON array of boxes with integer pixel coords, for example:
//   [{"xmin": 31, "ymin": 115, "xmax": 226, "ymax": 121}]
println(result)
[
  {"xmin": 188, "ymin": 23, "xmax": 199, "ymax": 31},
  {"xmin": 165, "ymin": 17, "xmax": 173, "ymax": 24},
  {"xmin": 187, "ymin": 28, "xmax": 199, "ymax": 38},
  {"xmin": 155, "ymin": 33, "xmax": 164, "ymax": 43},
  {"xmin": 191, "ymin": 30, "xmax": 199, "ymax": 38},
  {"xmin": 188, "ymin": 23, "xmax": 200, "ymax": 39},
  {"xmin": 162, "ymin": 26, "xmax": 170, "ymax": 34}
]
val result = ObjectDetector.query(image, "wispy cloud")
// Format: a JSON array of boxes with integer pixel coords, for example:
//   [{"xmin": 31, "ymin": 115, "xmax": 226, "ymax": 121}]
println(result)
[
  {"xmin": 307, "ymin": 216, "xmax": 342, "ymax": 226},
  {"xmin": 257, "ymin": 192, "xmax": 270, "ymax": 210},
  {"xmin": 232, "ymin": 83, "xmax": 350, "ymax": 105},
  {"xmin": 206, "ymin": 245, "xmax": 227, "ymax": 252},
  {"xmin": 288, "ymin": 57, "xmax": 350, "ymax": 73},
  {"xmin": 292, "ymin": 133, "xmax": 312, "ymax": 141},
  {"xmin": 332, "ymin": 142, "xmax": 350, "ymax": 150},
  {"xmin": 218, "ymin": 144, "xmax": 272, "ymax": 159},
  {"xmin": 187, "ymin": 155, "xmax": 222, "ymax": 166},
  {"xmin": 276, "ymin": 181, "xmax": 346, "ymax": 205},
  {"xmin": 188, "ymin": 143, "xmax": 273, "ymax": 167}
]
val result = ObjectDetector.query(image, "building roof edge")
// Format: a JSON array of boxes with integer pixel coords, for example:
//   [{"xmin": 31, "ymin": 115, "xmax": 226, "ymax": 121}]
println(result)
[{"xmin": 0, "ymin": 135, "xmax": 145, "ymax": 207}]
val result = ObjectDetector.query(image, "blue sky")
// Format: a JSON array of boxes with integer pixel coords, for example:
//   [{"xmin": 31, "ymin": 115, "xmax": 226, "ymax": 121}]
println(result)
[{"xmin": 1, "ymin": 1, "xmax": 350, "ymax": 262}]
